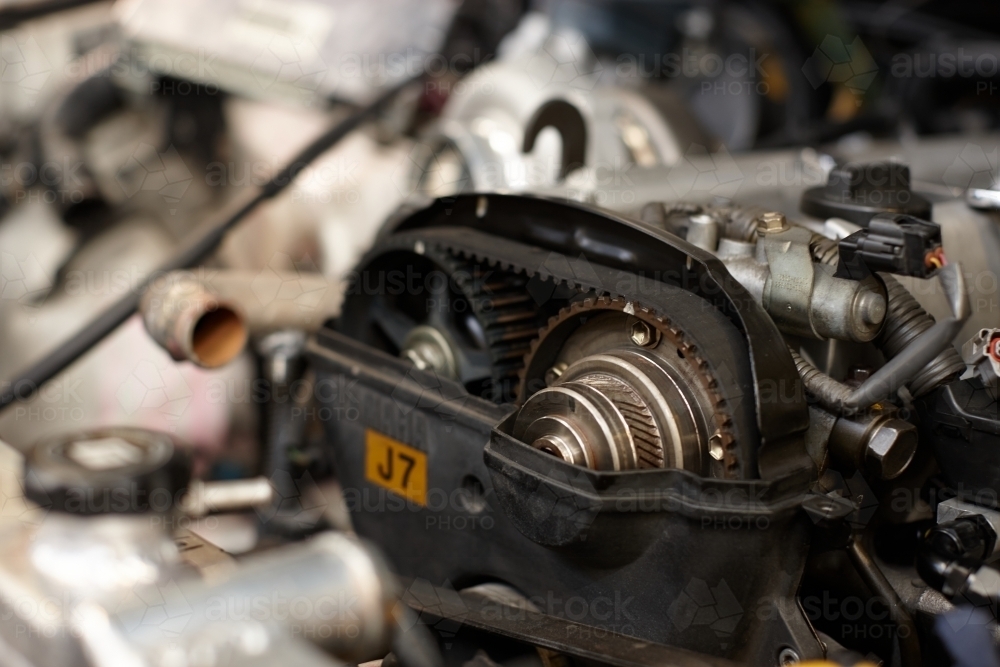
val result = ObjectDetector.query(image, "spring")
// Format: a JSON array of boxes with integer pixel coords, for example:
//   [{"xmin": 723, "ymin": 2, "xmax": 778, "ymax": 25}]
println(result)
[
  {"xmin": 722, "ymin": 205, "xmax": 767, "ymax": 242},
  {"xmin": 808, "ymin": 234, "xmax": 840, "ymax": 266}
]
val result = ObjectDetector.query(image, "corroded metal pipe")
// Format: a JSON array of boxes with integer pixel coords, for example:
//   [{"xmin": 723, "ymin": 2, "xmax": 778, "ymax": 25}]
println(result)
[
  {"xmin": 140, "ymin": 270, "xmax": 341, "ymax": 367},
  {"xmin": 140, "ymin": 275, "xmax": 248, "ymax": 368}
]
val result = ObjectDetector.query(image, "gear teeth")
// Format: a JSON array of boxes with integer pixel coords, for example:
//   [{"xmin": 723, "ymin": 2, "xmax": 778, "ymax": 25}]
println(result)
[
  {"xmin": 514, "ymin": 296, "xmax": 741, "ymax": 479},
  {"xmin": 438, "ymin": 254, "xmax": 560, "ymax": 403},
  {"xmin": 370, "ymin": 236, "xmax": 741, "ymax": 479}
]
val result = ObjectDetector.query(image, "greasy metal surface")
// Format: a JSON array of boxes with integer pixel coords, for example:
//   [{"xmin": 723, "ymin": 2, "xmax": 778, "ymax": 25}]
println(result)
[{"xmin": 516, "ymin": 302, "xmax": 721, "ymax": 475}]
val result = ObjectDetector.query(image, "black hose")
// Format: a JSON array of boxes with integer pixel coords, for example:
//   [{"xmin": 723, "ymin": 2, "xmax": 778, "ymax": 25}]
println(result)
[
  {"xmin": 0, "ymin": 80, "xmax": 413, "ymax": 413},
  {"xmin": 877, "ymin": 274, "xmax": 966, "ymax": 398}
]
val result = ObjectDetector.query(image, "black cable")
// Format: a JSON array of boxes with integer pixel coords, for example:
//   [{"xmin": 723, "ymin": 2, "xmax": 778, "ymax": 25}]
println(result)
[{"xmin": 0, "ymin": 80, "xmax": 414, "ymax": 413}]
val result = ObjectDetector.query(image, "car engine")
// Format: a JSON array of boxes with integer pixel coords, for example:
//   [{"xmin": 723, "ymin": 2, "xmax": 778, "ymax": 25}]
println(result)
[{"xmin": 2, "ymin": 2, "xmax": 1000, "ymax": 667}]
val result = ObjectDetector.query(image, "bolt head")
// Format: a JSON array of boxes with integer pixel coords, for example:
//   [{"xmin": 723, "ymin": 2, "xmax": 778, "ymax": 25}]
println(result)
[
  {"xmin": 866, "ymin": 419, "xmax": 918, "ymax": 479},
  {"xmin": 757, "ymin": 211, "xmax": 788, "ymax": 234},
  {"xmin": 629, "ymin": 320, "xmax": 654, "ymax": 347},
  {"xmin": 708, "ymin": 434, "xmax": 725, "ymax": 461}
]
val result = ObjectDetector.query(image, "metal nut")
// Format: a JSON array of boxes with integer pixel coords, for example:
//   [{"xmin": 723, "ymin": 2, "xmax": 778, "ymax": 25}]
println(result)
[
  {"xmin": 629, "ymin": 320, "xmax": 655, "ymax": 347},
  {"xmin": 401, "ymin": 325, "xmax": 457, "ymax": 378},
  {"xmin": 865, "ymin": 418, "xmax": 918, "ymax": 480},
  {"xmin": 757, "ymin": 211, "xmax": 788, "ymax": 234}
]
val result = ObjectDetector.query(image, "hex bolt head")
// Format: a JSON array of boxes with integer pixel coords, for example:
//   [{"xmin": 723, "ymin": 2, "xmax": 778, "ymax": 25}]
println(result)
[
  {"xmin": 629, "ymin": 320, "xmax": 655, "ymax": 347},
  {"xmin": 865, "ymin": 418, "xmax": 918, "ymax": 479},
  {"xmin": 757, "ymin": 211, "xmax": 788, "ymax": 234}
]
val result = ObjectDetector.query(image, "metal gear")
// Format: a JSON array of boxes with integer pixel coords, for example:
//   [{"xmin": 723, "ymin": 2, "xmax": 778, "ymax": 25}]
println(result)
[
  {"xmin": 342, "ymin": 246, "xmax": 559, "ymax": 403},
  {"xmin": 445, "ymin": 255, "xmax": 554, "ymax": 402},
  {"xmin": 515, "ymin": 296, "xmax": 741, "ymax": 479}
]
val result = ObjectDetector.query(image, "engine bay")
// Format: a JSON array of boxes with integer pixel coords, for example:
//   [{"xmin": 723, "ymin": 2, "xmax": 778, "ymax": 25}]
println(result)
[{"xmin": 1, "ymin": 2, "xmax": 1000, "ymax": 666}]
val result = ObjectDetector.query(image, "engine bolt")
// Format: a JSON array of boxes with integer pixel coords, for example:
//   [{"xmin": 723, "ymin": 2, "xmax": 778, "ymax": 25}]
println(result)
[
  {"xmin": 629, "ymin": 320, "xmax": 655, "ymax": 347},
  {"xmin": 865, "ymin": 418, "xmax": 918, "ymax": 480},
  {"xmin": 757, "ymin": 211, "xmax": 788, "ymax": 234},
  {"xmin": 708, "ymin": 434, "xmax": 725, "ymax": 461},
  {"xmin": 777, "ymin": 647, "xmax": 800, "ymax": 666},
  {"xmin": 544, "ymin": 362, "xmax": 568, "ymax": 386}
]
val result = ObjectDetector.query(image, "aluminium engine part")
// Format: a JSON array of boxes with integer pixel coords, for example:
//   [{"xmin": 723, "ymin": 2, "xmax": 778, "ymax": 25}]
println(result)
[
  {"xmin": 787, "ymin": 261, "xmax": 969, "ymax": 414},
  {"xmin": 715, "ymin": 212, "xmax": 969, "ymax": 414},
  {"xmin": 118, "ymin": 0, "xmax": 456, "ymax": 107},
  {"xmin": 656, "ymin": 205, "xmax": 891, "ymax": 344},
  {"xmin": 641, "ymin": 201, "xmax": 768, "ymax": 245},
  {"xmin": 718, "ymin": 216, "xmax": 888, "ymax": 343},
  {"xmin": 310, "ymin": 194, "xmax": 822, "ymax": 663},
  {"xmin": 118, "ymin": 532, "xmax": 402, "ymax": 664},
  {"xmin": 1, "ymin": 428, "xmax": 192, "ymax": 664},
  {"xmin": 406, "ymin": 26, "xmax": 714, "ymax": 198},
  {"xmin": 0, "ymin": 432, "xmax": 419, "ymax": 667},
  {"xmin": 684, "ymin": 213, "xmax": 720, "ymax": 252},
  {"xmin": 178, "ymin": 476, "xmax": 275, "ymax": 518}
]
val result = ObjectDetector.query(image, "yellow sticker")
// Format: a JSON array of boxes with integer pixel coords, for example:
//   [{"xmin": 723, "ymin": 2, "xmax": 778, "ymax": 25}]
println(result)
[{"xmin": 364, "ymin": 429, "xmax": 427, "ymax": 506}]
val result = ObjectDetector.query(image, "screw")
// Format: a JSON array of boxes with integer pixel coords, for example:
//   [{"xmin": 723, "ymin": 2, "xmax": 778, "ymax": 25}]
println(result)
[
  {"xmin": 545, "ymin": 362, "xmax": 568, "ymax": 386},
  {"xmin": 777, "ymin": 647, "xmax": 800, "ymax": 666},
  {"xmin": 847, "ymin": 366, "xmax": 873, "ymax": 383},
  {"xmin": 708, "ymin": 434, "xmax": 724, "ymax": 461},
  {"xmin": 757, "ymin": 211, "xmax": 788, "ymax": 234},
  {"xmin": 629, "ymin": 320, "xmax": 655, "ymax": 347}
]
